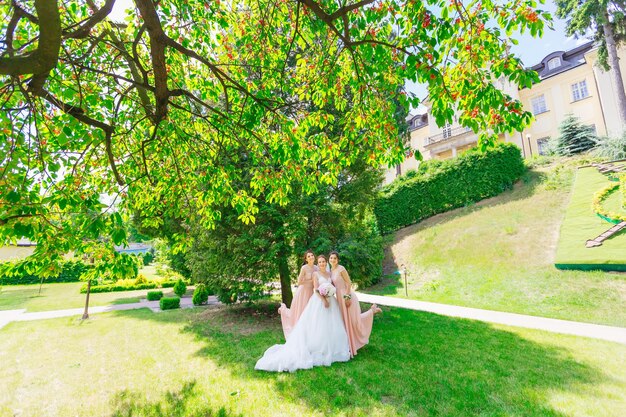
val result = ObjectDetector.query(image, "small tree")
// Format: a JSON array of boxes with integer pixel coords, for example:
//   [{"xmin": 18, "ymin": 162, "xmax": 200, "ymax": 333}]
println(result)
[
  {"xmin": 192, "ymin": 284, "xmax": 210, "ymax": 306},
  {"xmin": 173, "ymin": 279, "xmax": 187, "ymax": 298},
  {"xmin": 554, "ymin": 114, "xmax": 597, "ymax": 156}
]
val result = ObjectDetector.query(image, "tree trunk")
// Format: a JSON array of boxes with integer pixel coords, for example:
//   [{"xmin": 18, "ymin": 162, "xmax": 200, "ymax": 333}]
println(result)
[
  {"xmin": 38, "ymin": 276, "xmax": 44, "ymax": 295},
  {"xmin": 82, "ymin": 279, "xmax": 92, "ymax": 320},
  {"xmin": 277, "ymin": 246, "xmax": 293, "ymax": 307},
  {"xmin": 603, "ymin": 13, "xmax": 626, "ymax": 127}
]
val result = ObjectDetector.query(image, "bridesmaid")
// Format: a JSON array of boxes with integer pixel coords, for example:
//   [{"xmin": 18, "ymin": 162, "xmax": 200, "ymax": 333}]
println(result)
[
  {"xmin": 278, "ymin": 250, "xmax": 317, "ymax": 338},
  {"xmin": 329, "ymin": 251, "xmax": 381, "ymax": 357}
]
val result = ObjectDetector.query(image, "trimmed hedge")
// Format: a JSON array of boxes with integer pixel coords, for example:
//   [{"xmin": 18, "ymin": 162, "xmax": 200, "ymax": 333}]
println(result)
[
  {"xmin": 160, "ymin": 296, "xmax": 180, "ymax": 310},
  {"xmin": 147, "ymin": 290, "xmax": 164, "ymax": 301},
  {"xmin": 0, "ymin": 260, "xmax": 89, "ymax": 285},
  {"xmin": 81, "ymin": 282, "xmax": 157, "ymax": 293},
  {"xmin": 80, "ymin": 279, "xmax": 181, "ymax": 293},
  {"xmin": 160, "ymin": 280, "xmax": 178, "ymax": 288},
  {"xmin": 375, "ymin": 143, "xmax": 526, "ymax": 233}
]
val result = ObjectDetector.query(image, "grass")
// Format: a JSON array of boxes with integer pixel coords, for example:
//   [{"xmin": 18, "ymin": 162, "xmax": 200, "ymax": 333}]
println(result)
[
  {"xmin": 555, "ymin": 166, "xmax": 626, "ymax": 269},
  {"xmin": 0, "ymin": 281, "xmax": 193, "ymax": 312},
  {"xmin": 368, "ymin": 164, "xmax": 626, "ymax": 327},
  {"xmin": 0, "ymin": 303, "xmax": 624, "ymax": 417}
]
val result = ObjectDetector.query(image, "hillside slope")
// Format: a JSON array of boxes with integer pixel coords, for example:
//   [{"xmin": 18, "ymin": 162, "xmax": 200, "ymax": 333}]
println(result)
[{"xmin": 368, "ymin": 164, "xmax": 626, "ymax": 327}]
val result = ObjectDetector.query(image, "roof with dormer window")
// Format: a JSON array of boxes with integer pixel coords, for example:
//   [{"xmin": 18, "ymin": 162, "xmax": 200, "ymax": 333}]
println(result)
[{"xmin": 530, "ymin": 41, "xmax": 595, "ymax": 80}]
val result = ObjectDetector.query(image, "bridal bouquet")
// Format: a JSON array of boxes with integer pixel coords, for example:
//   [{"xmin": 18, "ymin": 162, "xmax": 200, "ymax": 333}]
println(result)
[{"xmin": 317, "ymin": 283, "xmax": 336, "ymax": 297}]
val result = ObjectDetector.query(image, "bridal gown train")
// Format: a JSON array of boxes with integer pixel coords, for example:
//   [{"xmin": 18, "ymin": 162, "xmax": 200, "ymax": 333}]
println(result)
[{"xmin": 255, "ymin": 274, "xmax": 350, "ymax": 372}]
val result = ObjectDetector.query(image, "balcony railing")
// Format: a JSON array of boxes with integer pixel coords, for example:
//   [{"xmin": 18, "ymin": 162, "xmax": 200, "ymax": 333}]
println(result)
[{"xmin": 425, "ymin": 126, "xmax": 473, "ymax": 146}]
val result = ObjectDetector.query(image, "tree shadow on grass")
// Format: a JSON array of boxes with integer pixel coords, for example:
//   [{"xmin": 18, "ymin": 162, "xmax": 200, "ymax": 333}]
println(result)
[
  {"xmin": 110, "ymin": 381, "xmax": 241, "ymax": 417},
  {"xmin": 116, "ymin": 302, "xmax": 612, "ymax": 417},
  {"xmin": 0, "ymin": 287, "xmax": 41, "ymax": 310}
]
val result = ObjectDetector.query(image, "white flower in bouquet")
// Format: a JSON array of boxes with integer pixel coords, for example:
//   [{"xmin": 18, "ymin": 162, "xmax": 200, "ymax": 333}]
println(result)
[{"xmin": 318, "ymin": 282, "xmax": 336, "ymax": 297}]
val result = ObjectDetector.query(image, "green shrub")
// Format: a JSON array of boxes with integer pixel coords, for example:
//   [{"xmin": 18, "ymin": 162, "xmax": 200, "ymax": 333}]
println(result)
[
  {"xmin": 81, "ymin": 282, "xmax": 157, "ymax": 293},
  {"xmin": 192, "ymin": 284, "xmax": 210, "ymax": 305},
  {"xmin": 160, "ymin": 296, "xmax": 180, "ymax": 310},
  {"xmin": 308, "ymin": 216, "xmax": 384, "ymax": 289},
  {"xmin": 0, "ymin": 260, "xmax": 89, "ymax": 285},
  {"xmin": 134, "ymin": 274, "xmax": 148, "ymax": 285},
  {"xmin": 159, "ymin": 280, "xmax": 179, "ymax": 288},
  {"xmin": 173, "ymin": 278, "xmax": 187, "ymax": 297},
  {"xmin": 593, "ymin": 132, "xmax": 626, "ymax": 160},
  {"xmin": 142, "ymin": 250, "xmax": 155, "ymax": 266},
  {"xmin": 147, "ymin": 290, "xmax": 163, "ymax": 301},
  {"xmin": 374, "ymin": 143, "xmax": 526, "ymax": 233}
]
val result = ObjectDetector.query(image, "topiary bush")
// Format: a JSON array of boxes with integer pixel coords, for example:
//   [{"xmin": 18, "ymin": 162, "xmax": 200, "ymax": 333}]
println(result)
[
  {"xmin": 160, "ymin": 296, "xmax": 180, "ymax": 310},
  {"xmin": 173, "ymin": 278, "xmax": 187, "ymax": 297},
  {"xmin": 374, "ymin": 142, "xmax": 526, "ymax": 233},
  {"xmin": 192, "ymin": 283, "xmax": 210, "ymax": 305},
  {"xmin": 147, "ymin": 290, "xmax": 163, "ymax": 301}
]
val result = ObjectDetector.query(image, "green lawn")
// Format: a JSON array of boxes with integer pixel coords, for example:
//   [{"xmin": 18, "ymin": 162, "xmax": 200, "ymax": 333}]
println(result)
[
  {"xmin": 0, "ymin": 281, "xmax": 191, "ymax": 312},
  {"xmin": 555, "ymin": 166, "xmax": 626, "ymax": 269},
  {"xmin": 0, "ymin": 304, "xmax": 624, "ymax": 417},
  {"xmin": 368, "ymin": 165, "xmax": 626, "ymax": 327}
]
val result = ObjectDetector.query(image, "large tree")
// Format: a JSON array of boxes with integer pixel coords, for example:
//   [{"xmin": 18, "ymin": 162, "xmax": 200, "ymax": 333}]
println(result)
[
  {"xmin": 184, "ymin": 156, "xmax": 385, "ymax": 305},
  {"xmin": 1, "ymin": 0, "xmax": 545, "ymax": 276},
  {"xmin": 557, "ymin": 0, "xmax": 626, "ymax": 125}
]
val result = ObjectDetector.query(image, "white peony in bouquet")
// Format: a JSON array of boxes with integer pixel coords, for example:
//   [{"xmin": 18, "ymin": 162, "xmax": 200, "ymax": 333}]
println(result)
[{"xmin": 317, "ymin": 282, "xmax": 336, "ymax": 297}]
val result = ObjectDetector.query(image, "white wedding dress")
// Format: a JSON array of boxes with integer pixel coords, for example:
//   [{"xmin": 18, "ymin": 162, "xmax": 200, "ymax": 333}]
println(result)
[{"xmin": 255, "ymin": 273, "xmax": 351, "ymax": 372}]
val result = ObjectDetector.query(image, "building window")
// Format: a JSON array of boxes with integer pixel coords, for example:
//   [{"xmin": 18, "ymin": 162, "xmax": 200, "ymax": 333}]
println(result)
[
  {"xmin": 531, "ymin": 95, "xmax": 548, "ymax": 115},
  {"xmin": 572, "ymin": 80, "xmax": 589, "ymax": 101},
  {"xmin": 537, "ymin": 137, "xmax": 550, "ymax": 155},
  {"xmin": 547, "ymin": 57, "xmax": 561, "ymax": 70},
  {"xmin": 442, "ymin": 123, "xmax": 452, "ymax": 139}
]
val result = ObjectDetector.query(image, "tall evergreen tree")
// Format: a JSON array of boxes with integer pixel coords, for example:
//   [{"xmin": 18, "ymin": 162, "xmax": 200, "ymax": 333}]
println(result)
[{"xmin": 556, "ymin": 114, "xmax": 597, "ymax": 155}]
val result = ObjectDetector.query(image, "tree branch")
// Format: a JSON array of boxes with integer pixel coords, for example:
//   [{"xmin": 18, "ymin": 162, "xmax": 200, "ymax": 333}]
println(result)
[
  {"xmin": 64, "ymin": 0, "xmax": 117, "ymax": 39},
  {"xmin": 0, "ymin": 0, "xmax": 61, "ymax": 92},
  {"xmin": 133, "ymin": 0, "xmax": 169, "ymax": 122},
  {"xmin": 329, "ymin": 0, "xmax": 375, "ymax": 21}
]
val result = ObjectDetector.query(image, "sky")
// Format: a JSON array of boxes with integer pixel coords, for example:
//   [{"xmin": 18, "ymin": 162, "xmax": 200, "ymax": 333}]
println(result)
[{"xmin": 109, "ymin": 0, "xmax": 589, "ymax": 108}]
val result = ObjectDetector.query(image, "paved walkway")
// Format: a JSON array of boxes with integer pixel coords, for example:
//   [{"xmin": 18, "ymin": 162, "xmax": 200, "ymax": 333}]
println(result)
[
  {"xmin": 0, "ymin": 296, "xmax": 219, "ymax": 329},
  {"xmin": 2, "ymin": 292, "xmax": 625, "ymax": 345},
  {"xmin": 356, "ymin": 292, "xmax": 626, "ymax": 345}
]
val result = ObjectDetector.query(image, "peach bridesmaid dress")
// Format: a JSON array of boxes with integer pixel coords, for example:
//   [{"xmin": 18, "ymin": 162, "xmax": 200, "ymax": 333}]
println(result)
[
  {"xmin": 331, "ymin": 265, "xmax": 374, "ymax": 357},
  {"xmin": 278, "ymin": 264, "xmax": 317, "ymax": 338}
]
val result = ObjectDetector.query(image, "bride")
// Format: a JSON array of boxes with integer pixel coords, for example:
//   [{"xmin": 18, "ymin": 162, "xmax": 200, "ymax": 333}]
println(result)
[{"xmin": 255, "ymin": 255, "xmax": 351, "ymax": 372}]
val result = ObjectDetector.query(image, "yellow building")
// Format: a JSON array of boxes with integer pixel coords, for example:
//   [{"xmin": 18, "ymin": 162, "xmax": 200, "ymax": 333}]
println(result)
[
  {"xmin": 385, "ymin": 41, "xmax": 626, "ymax": 184},
  {"xmin": 517, "ymin": 41, "xmax": 615, "ymax": 156}
]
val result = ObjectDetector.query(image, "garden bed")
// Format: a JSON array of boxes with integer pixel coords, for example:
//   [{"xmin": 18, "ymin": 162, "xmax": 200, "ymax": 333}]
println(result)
[{"xmin": 555, "ymin": 167, "xmax": 626, "ymax": 271}]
